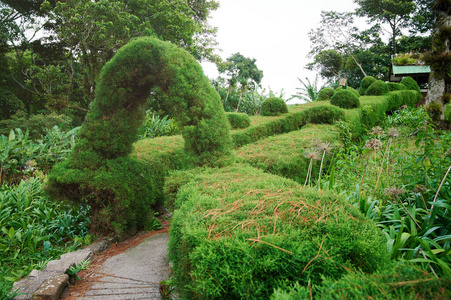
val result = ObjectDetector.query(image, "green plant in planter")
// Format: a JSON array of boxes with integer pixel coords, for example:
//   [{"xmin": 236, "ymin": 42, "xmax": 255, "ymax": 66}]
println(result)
[
  {"xmin": 365, "ymin": 80, "xmax": 389, "ymax": 96},
  {"xmin": 261, "ymin": 97, "xmax": 288, "ymax": 116},
  {"xmin": 47, "ymin": 37, "xmax": 234, "ymax": 235},
  {"xmin": 330, "ymin": 89, "xmax": 360, "ymax": 109}
]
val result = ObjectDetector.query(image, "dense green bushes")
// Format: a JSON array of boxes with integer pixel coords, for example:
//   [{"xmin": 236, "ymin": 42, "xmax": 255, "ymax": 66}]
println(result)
[
  {"xmin": 445, "ymin": 103, "xmax": 451, "ymax": 121},
  {"xmin": 365, "ymin": 80, "xmax": 389, "ymax": 96},
  {"xmin": 226, "ymin": 112, "xmax": 251, "ymax": 129},
  {"xmin": 236, "ymin": 124, "xmax": 341, "ymax": 183},
  {"xmin": 400, "ymin": 76, "xmax": 421, "ymax": 92},
  {"xmin": 168, "ymin": 164, "xmax": 389, "ymax": 299},
  {"xmin": 330, "ymin": 89, "xmax": 360, "ymax": 108},
  {"xmin": 359, "ymin": 76, "xmax": 376, "ymax": 95},
  {"xmin": 306, "ymin": 105, "xmax": 344, "ymax": 123},
  {"xmin": 47, "ymin": 37, "xmax": 233, "ymax": 235},
  {"xmin": 261, "ymin": 97, "xmax": 288, "ymax": 116},
  {"xmin": 317, "ymin": 87, "xmax": 335, "ymax": 100},
  {"xmin": 0, "ymin": 88, "xmax": 24, "ymax": 120},
  {"xmin": 387, "ymin": 82, "xmax": 406, "ymax": 91}
]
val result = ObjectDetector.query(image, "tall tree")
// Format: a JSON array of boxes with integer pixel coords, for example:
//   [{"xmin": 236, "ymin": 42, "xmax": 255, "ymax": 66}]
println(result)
[
  {"xmin": 355, "ymin": 0, "xmax": 416, "ymax": 54},
  {"xmin": 218, "ymin": 53, "xmax": 263, "ymax": 112},
  {"xmin": 424, "ymin": 0, "xmax": 451, "ymax": 120},
  {"xmin": 307, "ymin": 49, "xmax": 344, "ymax": 82}
]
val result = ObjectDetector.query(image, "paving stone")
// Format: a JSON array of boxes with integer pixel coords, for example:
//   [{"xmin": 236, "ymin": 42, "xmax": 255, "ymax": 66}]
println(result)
[
  {"xmin": 45, "ymin": 249, "xmax": 92, "ymax": 273},
  {"xmin": 33, "ymin": 274, "xmax": 69, "ymax": 300}
]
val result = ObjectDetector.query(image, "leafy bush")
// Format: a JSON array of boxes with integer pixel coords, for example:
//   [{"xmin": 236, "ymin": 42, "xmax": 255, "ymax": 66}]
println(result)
[
  {"xmin": 317, "ymin": 88, "xmax": 335, "ymax": 100},
  {"xmin": 169, "ymin": 164, "xmax": 389, "ymax": 299},
  {"xmin": 330, "ymin": 89, "xmax": 360, "ymax": 109},
  {"xmin": 400, "ymin": 76, "xmax": 421, "ymax": 93},
  {"xmin": 306, "ymin": 105, "xmax": 344, "ymax": 123},
  {"xmin": 425, "ymin": 101, "xmax": 443, "ymax": 123},
  {"xmin": 0, "ymin": 178, "xmax": 89, "ymax": 290},
  {"xmin": 0, "ymin": 88, "xmax": 24, "ymax": 120},
  {"xmin": 226, "ymin": 112, "xmax": 251, "ymax": 129},
  {"xmin": 387, "ymin": 82, "xmax": 406, "ymax": 91},
  {"xmin": 137, "ymin": 111, "xmax": 179, "ymax": 139},
  {"xmin": 359, "ymin": 76, "xmax": 376, "ymax": 95},
  {"xmin": 445, "ymin": 103, "xmax": 451, "ymax": 122},
  {"xmin": 365, "ymin": 80, "xmax": 389, "ymax": 96},
  {"xmin": 47, "ymin": 37, "xmax": 233, "ymax": 234},
  {"xmin": 336, "ymin": 86, "xmax": 360, "ymax": 98},
  {"xmin": 261, "ymin": 97, "xmax": 288, "ymax": 116},
  {"xmin": 0, "ymin": 111, "xmax": 72, "ymax": 139}
]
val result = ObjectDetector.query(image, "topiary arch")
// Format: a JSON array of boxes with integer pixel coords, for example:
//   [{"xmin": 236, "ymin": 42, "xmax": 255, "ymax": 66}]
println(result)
[{"xmin": 47, "ymin": 37, "xmax": 233, "ymax": 234}]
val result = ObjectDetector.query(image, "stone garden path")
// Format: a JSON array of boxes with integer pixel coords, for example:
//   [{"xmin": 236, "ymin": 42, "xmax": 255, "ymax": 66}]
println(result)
[{"xmin": 62, "ymin": 226, "xmax": 171, "ymax": 300}]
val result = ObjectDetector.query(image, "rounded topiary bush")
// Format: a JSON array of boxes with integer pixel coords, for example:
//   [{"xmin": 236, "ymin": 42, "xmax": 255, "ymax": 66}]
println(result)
[
  {"xmin": 365, "ymin": 80, "xmax": 389, "ymax": 96},
  {"xmin": 261, "ymin": 97, "xmax": 288, "ymax": 116},
  {"xmin": 307, "ymin": 105, "xmax": 344, "ymax": 123},
  {"xmin": 330, "ymin": 89, "xmax": 360, "ymax": 109},
  {"xmin": 226, "ymin": 112, "xmax": 251, "ymax": 129},
  {"xmin": 359, "ymin": 76, "xmax": 376, "ymax": 95},
  {"xmin": 337, "ymin": 86, "xmax": 360, "ymax": 98},
  {"xmin": 317, "ymin": 88, "xmax": 335, "ymax": 100},
  {"xmin": 387, "ymin": 82, "xmax": 406, "ymax": 91},
  {"xmin": 400, "ymin": 76, "xmax": 421, "ymax": 93},
  {"xmin": 445, "ymin": 103, "xmax": 451, "ymax": 122}
]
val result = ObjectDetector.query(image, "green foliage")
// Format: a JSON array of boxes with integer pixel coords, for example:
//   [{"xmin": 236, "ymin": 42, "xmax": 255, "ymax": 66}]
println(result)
[
  {"xmin": 330, "ymin": 89, "xmax": 360, "ymax": 109},
  {"xmin": 67, "ymin": 259, "xmax": 90, "ymax": 276},
  {"xmin": 365, "ymin": 80, "xmax": 389, "ymax": 96},
  {"xmin": 387, "ymin": 82, "xmax": 406, "ymax": 91},
  {"xmin": 445, "ymin": 103, "xmax": 451, "ymax": 122},
  {"xmin": 237, "ymin": 124, "xmax": 341, "ymax": 184},
  {"xmin": 359, "ymin": 75, "xmax": 376, "ymax": 95},
  {"xmin": 306, "ymin": 105, "xmax": 345, "ymax": 123},
  {"xmin": 317, "ymin": 87, "xmax": 335, "ymax": 100},
  {"xmin": 400, "ymin": 76, "xmax": 421, "ymax": 93},
  {"xmin": 169, "ymin": 164, "xmax": 389, "ymax": 299},
  {"xmin": 0, "ymin": 88, "xmax": 24, "ymax": 120},
  {"xmin": 226, "ymin": 112, "xmax": 251, "ymax": 129},
  {"xmin": 137, "ymin": 111, "xmax": 179, "ymax": 140},
  {"xmin": 261, "ymin": 97, "xmax": 288, "ymax": 116},
  {"xmin": 308, "ymin": 50, "xmax": 343, "ymax": 80},
  {"xmin": 272, "ymin": 263, "xmax": 451, "ymax": 299},
  {"xmin": 0, "ymin": 126, "xmax": 79, "ymax": 185},
  {"xmin": 0, "ymin": 178, "xmax": 89, "ymax": 288},
  {"xmin": 425, "ymin": 101, "xmax": 443, "ymax": 123},
  {"xmin": 47, "ymin": 37, "xmax": 233, "ymax": 234},
  {"xmin": 0, "ymin": 111, "xmax": 73, "ymax": 139}
]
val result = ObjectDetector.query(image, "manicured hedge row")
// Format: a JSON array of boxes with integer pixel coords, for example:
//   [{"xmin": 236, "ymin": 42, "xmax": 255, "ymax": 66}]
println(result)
[
  {"xmin": 236, "ymin": 124, "xmax": 341, "ymax": 184},
  {"xmin": 226, "ymin": 112, "xmax": 251, "ymax": 129},
  {"xmin": 168, "ymin": 164, "xmax": 389, "ymax": 299},
  {"xmin": 231, "ymin": 104, "xmax": 344, "ymax": 147}
]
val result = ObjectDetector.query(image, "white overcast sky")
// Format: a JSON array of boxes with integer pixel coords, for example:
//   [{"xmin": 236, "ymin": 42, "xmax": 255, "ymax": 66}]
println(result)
[{"xmin": 201, "ymin": 0, "xmax": 359, "ymax": 101}]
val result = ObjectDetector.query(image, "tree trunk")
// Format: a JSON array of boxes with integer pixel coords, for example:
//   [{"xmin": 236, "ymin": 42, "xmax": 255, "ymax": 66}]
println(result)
[{"xmin": 235, "ymin": 84, "xmax": 246, "ymax": 112}]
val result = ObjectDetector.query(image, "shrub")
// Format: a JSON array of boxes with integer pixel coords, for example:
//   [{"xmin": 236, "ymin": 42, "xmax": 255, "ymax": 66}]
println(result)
[
  {"xmin": 365, "ymin": 80, "xmax": 389, "ymax": 96},
  {"xmin": 306, "ymin": 105, "xmax": 344, "ymax": 123},
  {"xmin": 137, "ymin": 111, "xmax": 179, "ymax": 139},
  {"xmin": 226, "ymin": 112, "xmax": 251, "ymax": 129},
  {"xmin": 169, "ymin": 164, "xmax": 389, "ymax": 299},
  {"xmin": 261, "ymin": 97, "xmax": 288, "ymax": 116},
  {"xmin": 47, "ymin": 37, "xmax": 233, "ymax": 235},
  {"xmin": 387, "ymin": 82, "xmax": 406, "ymax": 91},
  {"xmin": 445, "ymin": 103, "xmax": 451, "ymax": 122},
  {"xmin": 317, "ymin": 88, "xmax": 335, "ymax": 100},
  {"xmin": 0, "ymin": 111, "xmax": 72, "ymax": 139},
  {"xmin": 359, "ymin": 76, "xmax": 376, "ymax": 95},
  {"xmin": 330, "ymin": 89, "xmax": 360, "ymax": 109},
  {"xmin": 336, "ymin": 86, "xmax": 360, "ymax": 98},
  {"xmin": 0, "ymin": 88, "xmax": 24, "ymax": 120},
  {"xmin": 400, "ymin": 76, "xmax": 421, "ymax": 93}
]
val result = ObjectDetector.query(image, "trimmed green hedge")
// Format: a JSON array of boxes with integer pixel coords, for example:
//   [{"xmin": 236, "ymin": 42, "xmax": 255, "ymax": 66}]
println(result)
[
  {"xmin": 365, "ymin": 80, "xmax": 389, "ymax": 96},
  {"xmin": 330, "ymin": 89, "xmax": 360, "ymax": 109},
  {"xmin": 359, "ymin": 76, "xmax": 376, "ymax": 95},
  {"xmin": 168, "ymin": 164, "xmax": 389, "ymax": 299},
  {"xmin": 236, "ymin": 124, "xmax": 341, "ymax": 183},
  {"xmin": 400, "ymin": 76, "xmax": 421, "ymax": 93},
  {"xmin": 317, "ymin": 88, "xmax": 335, "ymax": 100},
  {"xmin": 261, "ymin": 97, "xmax": 288, "ymax": 116},
  {"xmin": 387, "ymin": 82, "xmax": 406, "ymax": 91},
  {"xmin": 226, "ymin": 112, "xmax": 251, "ymax": 129}
]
